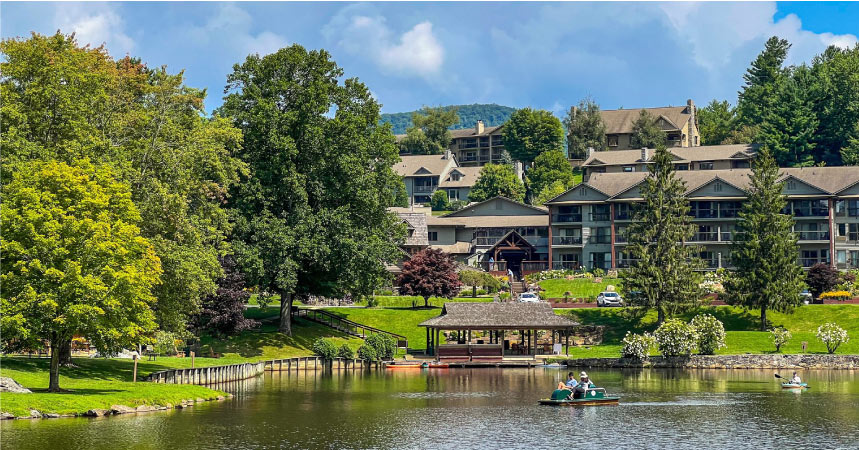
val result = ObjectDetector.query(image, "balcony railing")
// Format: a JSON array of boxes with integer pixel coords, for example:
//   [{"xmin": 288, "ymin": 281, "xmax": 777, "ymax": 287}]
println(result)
[
  {"xmin": 552, "ymin": 261, "xmax": 581, "ymax": 270},
  {"xmin": 616, "ymin": 259, "xmax": 638, "ymax": 268},
  {"xmin": 552, "ymin": 236, "xmax": 583, "ymax": 245},
  {"xmin": 614, "ymin": 211, "xmax": 632, "ymax": 220},
  {"xmin": 590, "ymin": 213, "xmax": 610, "ymax": 222},
  {"xmin": 690, "ymin": 210, "xmax": 718, "ymax": 219},
  {"xmin": 478, "ymin": 261, "xmax": 507, "ymax": 272},
  {"xmin": 522, "ymin": 261, "xmax": 549, "ymax": 272},
  {"xmin": 720, "ymin": 232, "xmax": 732, "ymax": 241},
  {"xmin": 796, "ymin": 231, "xmax": 830, "ymax": 241},
  {"xmin": 588, "ymin": 261, "xmax": 612, "ymax": 270},
  {"xmin": 615, "ymin": 235, "xmax": 628, "ymax": 244},
  {"xmin": 590, "ymin": 235, "xmax": 611, "ymax": 244},
  {"xmin": 553, "ymin": 214, "xmax": 582, "ymax": 223},
  {"xmin": 413, "ymin": 185, "xmax": 436, "ymax": 193},
  {"xmin": 800, "ymin": 258, "xmax": 827, "ymax": 268},
  {"xmin": 691, "ymin": 232, "xmax": 720, "ymax": 242}
]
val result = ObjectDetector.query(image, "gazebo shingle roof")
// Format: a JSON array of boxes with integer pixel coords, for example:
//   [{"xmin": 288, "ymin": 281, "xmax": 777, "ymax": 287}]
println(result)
[{"xmin": 419, "ymin": 302, "xmax": 579, "ymax": 329}]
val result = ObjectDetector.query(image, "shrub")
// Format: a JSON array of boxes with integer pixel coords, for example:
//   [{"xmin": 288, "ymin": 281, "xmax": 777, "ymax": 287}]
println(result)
[
  {"xmin": 816, "ymin": 323, "xmax": 849, "ymax": 354},
  {"xmin": 374, "ymin": 289, "xmax": 394, "ymax": 296},
  {"xmin": 592, "ymin": 268, "xmax": 606, "ymax": 277},
  {"xmin": 654, "ymin": 319, "xmax": 698, "ymax": 357},
  {"xmin": 621, "ymin": 332, "xmax": 656, "ymax": 360},
  {"xmin": 365, "ymin": 334, "xmax": 396, "ymax": 359},
  {"xmin": 770, "ymin": 327, "xmax": 792, "ymax": 352},
  {"xmin": 819, "ymin": 291, "xmax": 851, "ymax": 300},
  {"xmin": 690, "ymin": 314, "xmax": 726, "ymax": 355},
  {"xmin": 337, "ymin": 344, "xmax": 355, "ymax": 360},
  {"xmin": 806, "ymin": 263, "xmax": 839, "ymax": 297},
  {"xmin": 366, "ymin": 296, "xmax": 379, "ymax": 308},
  {"xmin": 357, "ymin": 343, "xmax": 377, "ymax": 361},
  {"xmin": 430, "ymin": 190, "xmax": 449, "ymax": 211},
  {"xmin": 312, "ymin": 338, "xmax": 337, "ymax": 360},
  {"xmin": 448, "ymin": 200, "xmax": 468, "ymax": 211},
  {"xmin": 154, "ymin": 331, "xmax": 181, "ymax": 356}
]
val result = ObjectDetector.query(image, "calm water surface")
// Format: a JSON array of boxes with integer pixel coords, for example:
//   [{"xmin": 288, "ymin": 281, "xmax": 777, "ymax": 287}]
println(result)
[{"xmin": 2, "ymin": 368, "xmax": 858, "ymax": 449}]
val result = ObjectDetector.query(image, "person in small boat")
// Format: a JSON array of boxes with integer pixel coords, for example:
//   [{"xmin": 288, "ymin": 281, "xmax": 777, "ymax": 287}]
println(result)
[
  {"xmin": 557, "ymin": 372, "xmax": 579, "ymax": 391},
  {"xmin": 572, "ymin": 372, "xmax": 595, "ymax": 398},
  {"xmin": 790, "ymin": 372, "xmax": 802, "ymax": 384}
]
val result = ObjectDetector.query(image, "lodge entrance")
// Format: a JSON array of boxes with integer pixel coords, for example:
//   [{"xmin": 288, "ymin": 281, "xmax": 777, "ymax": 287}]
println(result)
[{"xmin": 484, "ymin": 231, "xmax": 536, "ymax": 280}]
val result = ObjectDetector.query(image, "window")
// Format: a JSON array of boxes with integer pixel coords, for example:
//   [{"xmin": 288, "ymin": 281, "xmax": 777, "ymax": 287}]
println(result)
[
  {"xmin": 787, "ymin": 180, "xmax": 796, "ymax": 190},
  {"xmin": 695, "ymin": 136, "xmax": 699, "ymax": 145},
  {"xmin": 592, "ymin": 167, "xmax": 606, "ymax": 173},
  {"xmin": 448, "ymin": 189, "xmax": 459, "ymax": 201},
  {"xmin": 450, "ymin": 173, "xmax": 461, "ymax": 182},
  {"xmin": 675, "ymin": 164, "xmax": 689, "ymax": 171},
  {"xmin": 714, "ymin": 182, "xmax": 722, "ymax": 192},
  {"xmin": 699, "ymin": 161, "xmax": 714, "ymax": 170},
  {"xmin": 428, "ymin": 231, "xmax": 438, "ymax": 241},
  {"xmin": 580, "ymin": 188, "xmax": 588, "ymax": 197},
  {"xmin": 623, "ymin": 166, "xmax": 635, "ymax": 173},
  {"xmin": 607, "ymin": 135, "xmax": 619, "ymax": 147},
  {"xmin": 732, "ymin": 160, "xmax": 750, "ymax": 169}
]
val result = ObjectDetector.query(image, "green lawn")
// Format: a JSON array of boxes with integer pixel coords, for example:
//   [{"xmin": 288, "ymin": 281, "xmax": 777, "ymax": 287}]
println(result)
[
  {"xmin": 557, "ymin": 304, "xmax": 859, "ymax": 356},
  {"xmin": 360, "ymin": 295, "xmax": 494, "ymax": 308},
  {"xmin": 322, "ymin": 307, "xmax": 442, "ymax": 350},
  {"xmin": 538, "ymin": 277, "xmax": 622, "ymax": 299},
  {"xmin": 0, "ymin": 357, "xmax": 225, "ymax": 417}
]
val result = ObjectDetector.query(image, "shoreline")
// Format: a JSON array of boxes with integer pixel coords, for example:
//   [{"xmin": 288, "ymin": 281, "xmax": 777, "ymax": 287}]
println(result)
[
  {"xmin": 554, "ymin": 353, "xmax": 859, "ymax": 369},
  {"xmin": 0, "ymin": 394, "xmax": 233, "ymax": 421}
]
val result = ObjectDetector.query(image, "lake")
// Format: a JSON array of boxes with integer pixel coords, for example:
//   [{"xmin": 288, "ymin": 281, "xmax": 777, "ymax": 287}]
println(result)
[{"xmin": 2, "ymin": 368, "xmax": 858, "ymax": 449}]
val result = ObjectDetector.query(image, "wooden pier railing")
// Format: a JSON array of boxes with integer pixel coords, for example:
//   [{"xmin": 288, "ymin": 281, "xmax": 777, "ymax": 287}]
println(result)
[{"xmin": 292, "ymin": 307, "xmax": 408, "ymax": 349}]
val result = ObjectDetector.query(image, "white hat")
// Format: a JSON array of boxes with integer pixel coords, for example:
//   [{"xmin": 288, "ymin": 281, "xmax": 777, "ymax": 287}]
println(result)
[{"xmin": 580, "ymin": 371, "xmax": 588, "ymax": 378}]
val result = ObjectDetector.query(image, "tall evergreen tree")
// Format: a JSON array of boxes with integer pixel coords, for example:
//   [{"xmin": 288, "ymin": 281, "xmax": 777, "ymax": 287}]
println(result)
[
  {"xmin": 723, "ymin": 148, "xmax": 805, "ymax": 330},
  {"xmin": 220, "ymin": 45, "xmax": 405, "ymax": 335},
  {"xmin": 564, "ymin": 98, "xmax": 606, "ymax": 159},
  {"xmin": 621, "ymin": 145, "xmax": 703, "ymax": 325},
  {"xmin": 502, "ymin": 108, "xmax": 565, "ymax": 165},
  {"xmin": 737, "ymin": 36, "xmax": 791, "ymax": 126},
  {"xmin": 757, "ymin": 67, "xmax": 818, "ymax": 166},
  {"xmin": 810, "ymin": 45, "xmax": 859, "ymax": 165},
  {"xmin": 697, "ymin": 99, "xmax": 737, "ymax": 145},
  {"xmin": 630, "ymin": 109, "xmax": 667, "ymax": 149}
]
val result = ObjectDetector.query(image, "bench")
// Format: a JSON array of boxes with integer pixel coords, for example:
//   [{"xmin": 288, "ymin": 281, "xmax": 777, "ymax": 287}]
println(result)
[
  {"xmin": 437, "ymin": 344, "xmax": 470, "ymax": 362},
  {"xmin": 470, "ymin": 344, "xmax": 503, "ymax": 362}
]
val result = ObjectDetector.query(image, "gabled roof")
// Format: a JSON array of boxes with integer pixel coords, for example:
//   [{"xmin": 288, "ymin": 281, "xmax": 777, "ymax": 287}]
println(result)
[
  {"xmin": 397, "ymin": 212, "xmax": 429, "ymax": 247},
  {"xmin": 438, "ymin": 166, "xmax": 483, "ymax": 188},
  {"xmin": 583, "ymin": 144, "xmax": 757, "ymax": 167},
  {"xmin": 393, "ymin": 154, "xmax": 455, "ymax": 177},
  {"xmin": 441, "ymin": 196, "xmax": 548, "ymax": 218},
  {"xmin": 484, "ymin": 230, "xmax": 537, "ymax": 254},
  {"xmin": 449, "ymin": 124, "xmax": 504, "ymax": 138},
  {"xmin": 419, "ymin": 302, "xmax": 579, "ymax": 329},
  {"xmin": 601, "ymin": 106, "xmax": 692, "ymax": 134}
]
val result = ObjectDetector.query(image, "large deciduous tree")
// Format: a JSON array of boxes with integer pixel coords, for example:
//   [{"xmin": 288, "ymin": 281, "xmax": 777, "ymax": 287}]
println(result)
[
  {"xmin": 630, "ymin": 109, "xmax": 667, "ymax": 149},
  {"xmin": 398, "ymin": 249, "xmax": 462, "ymax": 307},
  {"xmin": 468, "ymin": 163, "xmax": 526, "ymax": 203},
  {"xmin": 723, "ymin": 148, "xmax": 805, "ymax": 330},
  {"xmin": 526, "ymin": 150, "xmax": 576, "ymax": 205},
  {"xmin": 564, "ymin": 98, "xmax": 606, "ymax": 159},
  {"xmin": 1, "ymin": 160, "xmax": 161, "ymax": 391},
  {"xmin": 195, "ymin": 256, "xmax": 257, "ymax": 337},
  {"xmin": 620, "ymin": 145, "xmax": 704, "ymax": 325},
  {"xmin": 697, "ymin": 100, "xmax": 737, "ymax": 145},
  {"xmin": 1, "ymin": 32, "xmax": 246, "ymax": 333},
  {"xmin": 502, "ymin": 108, "xmax": 565, "ymax": 165},
  {"xmin": 399, "ymin": 106, "xmax": 459, "ymax": 155},
  {"xmin": 219, "ymin": 45, "xmax": 405, "ymax": 335}
]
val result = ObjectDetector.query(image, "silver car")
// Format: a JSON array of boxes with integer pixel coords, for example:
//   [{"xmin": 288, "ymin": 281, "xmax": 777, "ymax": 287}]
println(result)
[
  {"xmin": 596, "ymin": 291, "xmax": 623, "ymax": 307},
  {"xmin": 518, "ymin": 292, "xmax": 540, "ymax": 303}
]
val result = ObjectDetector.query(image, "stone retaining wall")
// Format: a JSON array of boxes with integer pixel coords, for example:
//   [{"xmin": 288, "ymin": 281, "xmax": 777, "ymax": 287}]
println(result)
[{"xmin": 560, "ymin": 354, "xmax": 859, "ymax": 369}]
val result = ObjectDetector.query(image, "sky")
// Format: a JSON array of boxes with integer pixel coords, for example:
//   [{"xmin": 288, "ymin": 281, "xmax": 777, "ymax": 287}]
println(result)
[{"xmin": 2, "ymin": 2, "xmax": 858, "ymax": 116}]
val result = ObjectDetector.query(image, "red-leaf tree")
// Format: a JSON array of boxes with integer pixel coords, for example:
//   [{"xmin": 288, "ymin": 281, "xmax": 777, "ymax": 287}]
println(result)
[{"xmin": 397, "ymin": 249, "xmax": 462, "ymax": 308}]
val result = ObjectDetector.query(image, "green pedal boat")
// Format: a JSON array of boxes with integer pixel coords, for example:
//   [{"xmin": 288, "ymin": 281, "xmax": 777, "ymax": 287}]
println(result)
[{"xmin": 539, "ymin": 388, "xmax": 620, "ymax": 406}]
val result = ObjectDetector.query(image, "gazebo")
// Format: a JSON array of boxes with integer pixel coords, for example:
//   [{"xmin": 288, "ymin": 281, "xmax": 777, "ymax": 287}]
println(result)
[{"xmin": 419, "ymin": 302, "xmax": 580, "ymax": 361}]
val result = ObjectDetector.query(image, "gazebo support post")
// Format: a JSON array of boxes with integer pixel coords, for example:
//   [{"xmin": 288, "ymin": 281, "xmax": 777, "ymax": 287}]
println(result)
[{"xmin": 565, "ymin": 331, "xmax": 570, "ymax": 356}]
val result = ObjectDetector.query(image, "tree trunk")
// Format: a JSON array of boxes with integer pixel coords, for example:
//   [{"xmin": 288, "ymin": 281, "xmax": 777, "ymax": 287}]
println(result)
[
  {"xmin": 48, "ymin": 337, "xmax": 62, "ymax": 392},
  {"xmin": 58, "ymin": 338, "xmax": 74, "ymax": 367},
  {"xmin": 279, "ymin": 290, "xmax": 294, "ymax": 336},
  {"xmin": 656, "ymin": 306, "xmax": 665, "ymax": 326},
  {"xmin": 472, "ymin": 286, "xmax": 477, "ymax": 298},
  {"xmin": 424, "ymin": 296, "xmax": 430, "ymax": 308},
  {"xmin": 760, "ymin": 305, "xmax": 768, "ymax": 332}
]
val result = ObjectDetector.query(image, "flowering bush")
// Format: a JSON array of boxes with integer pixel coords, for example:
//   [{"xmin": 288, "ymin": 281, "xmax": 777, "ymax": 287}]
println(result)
[
  {"xmin": 690, "ymin": 314, "xmax": 726, "ymax": 355},
  {"xmin": 770, "ymin": 327, "xmax": 792, "ymax": 352},
  {"xmin": 700, "ymin": 271, "xmax": 726, "ymax": 294},
  {"xmin": 819, "ymin": 291, "xmax": 851, "ymax": 300},
  {"xmin": 654, "ymin": 319, "xmax": 698, "ymax": 357},
  {"xmin": 816, "ymin": 323, "xmax": 849, "ymax": 354},
  {"xmin": 621, "ymin": 331, "xmax": 656, "ymax": 360},
  {"xmin": 524, "ymin": 269, "xmax": 579, "ymax": 283}
]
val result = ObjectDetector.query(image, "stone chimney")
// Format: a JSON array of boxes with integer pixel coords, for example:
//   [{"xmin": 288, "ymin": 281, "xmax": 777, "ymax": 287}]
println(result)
[
  {"xmin": 641, "ymin": 147, "xmax": 649, "ymax": 161},
  {"xmin": 514, "ymin": 161, "xmax": 524, "ymax": 181},
  {"xmin": 587, "ymin": 147, "xmax": 595, "ymax": 159},
  {"xmin": 476, "ymin": 120, "xmax": 485, "ymax": 135},
  {"xmin": 444, "ymin": 149, "xmax": 452, "ymax": 160}
]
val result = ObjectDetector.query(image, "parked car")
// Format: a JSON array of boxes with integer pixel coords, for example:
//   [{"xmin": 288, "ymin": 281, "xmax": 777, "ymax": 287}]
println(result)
[
  {"xmin": 596, "ymin": 291, "xmax": 623, "ymax": 307},
  {"xmin": 800, "ymin": 289, "xmax": 813, "ymax": 304},
  {"xmin": 518, "ymin": 292, "xmax": 540, "ymax": 303}
]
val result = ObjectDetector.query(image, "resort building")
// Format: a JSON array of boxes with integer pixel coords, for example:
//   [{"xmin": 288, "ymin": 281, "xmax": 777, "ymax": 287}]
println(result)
[
  {"xmin": 599, "ymin": 100, "xmax": 700, "ymax": 151},
  {"xmin": 544, "ymin": 167, "xmax": 859, "ymax": 271},
  {"xmin": 448, "ymin": 120, "xmax": 507, "ymax": 167},
  {"xmin": 426, "ymin": 197, "xmax": 550, "ymax": 276},
  {"xmin": 580, "ymin": 144, "xmax": 757, "ymax": 179},
  {"xmin": 393, "ymin": 151, "xmax": 480, "ymax": 205}
]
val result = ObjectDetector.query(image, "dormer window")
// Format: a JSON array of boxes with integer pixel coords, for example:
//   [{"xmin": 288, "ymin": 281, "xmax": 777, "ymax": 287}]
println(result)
[{"xmin": 450, "ymin": 173, "xmax": 461, "ymax": 182}]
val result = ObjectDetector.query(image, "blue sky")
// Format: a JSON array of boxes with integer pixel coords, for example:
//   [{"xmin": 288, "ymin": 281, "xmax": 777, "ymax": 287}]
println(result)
[{"xmin": 2, "ymin": 2, "xmax": 858, "ymax": 116}]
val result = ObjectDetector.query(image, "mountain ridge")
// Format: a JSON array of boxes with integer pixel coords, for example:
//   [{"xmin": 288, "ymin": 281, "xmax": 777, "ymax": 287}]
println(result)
[{"xmin": 381, "ymin": 103, "xmax": 516, "ymax": 135}]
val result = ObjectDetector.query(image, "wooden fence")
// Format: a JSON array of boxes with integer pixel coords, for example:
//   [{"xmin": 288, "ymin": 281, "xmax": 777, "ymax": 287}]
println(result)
[{"xmin": 146, "ymin": 357, "xmax": 382, "ymax": 385}]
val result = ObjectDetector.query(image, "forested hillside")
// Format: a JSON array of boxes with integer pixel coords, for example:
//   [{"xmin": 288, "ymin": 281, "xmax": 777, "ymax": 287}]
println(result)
[{"xmin": 381, "ymin": 103, "xmax": 516, "ymax": 134}]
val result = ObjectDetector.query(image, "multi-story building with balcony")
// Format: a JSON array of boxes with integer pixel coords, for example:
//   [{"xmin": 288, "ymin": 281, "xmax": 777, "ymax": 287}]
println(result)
[
  {"xmin": 598, "ymin": 100, "xmax": 700, "ymax": 152},
  {"xmin": 544, "ymin": 167, "xmax": 859, "ymax": 271},
  {"xmin": 580, "ymin": 144, "xmax": 757, "ymax": 179},
  {"xmin": 448, "ymin": 120, "xmax": 507, "ymax": 167},
  {"xmin": 393, "ymin": 151, "xmax": 482, "ymax": 205}
]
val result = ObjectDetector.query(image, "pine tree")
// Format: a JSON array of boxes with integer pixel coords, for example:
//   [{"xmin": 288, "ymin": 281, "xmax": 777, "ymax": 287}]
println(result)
[
  {"xmin": 630, "ymin": 109, "xmax": 667, "ymax": 149},
  {"xmin": 757, "ymin": 67, "xmax": 818, "ymax": 166},
  {"xmin": 620, "ymin": 145, "xmax": 704, "ymax": 325},
  {"xmin": 697, "ymin": 99, "xmax": 737, "ymax": 145},
  {"xmin": 737, "ymin": 36, "xmax": 791, "ymax": 126},
  {"xmin": 723, "ymin": 148, "xmax": 805, "ymax": 331},
  {"xmin": 564, "ymin": 97, "xmax": 606, "ymax": 159}
]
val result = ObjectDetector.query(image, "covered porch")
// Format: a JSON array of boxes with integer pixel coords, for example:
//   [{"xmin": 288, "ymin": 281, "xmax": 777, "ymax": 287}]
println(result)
[{"xmin": 419, "ymin": 302, "xmax": 581, "ymax": 361}]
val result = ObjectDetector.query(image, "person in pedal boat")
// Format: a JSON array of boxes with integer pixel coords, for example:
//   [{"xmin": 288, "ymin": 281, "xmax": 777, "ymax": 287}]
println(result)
[
  {"xmin": 557, "ymin": 372, "xmax": 578, "ymax": 391},
  {"xmin": 790, "ymin": 372, "xmax": 802, "ymax": 384},
  {"xmin": 572, "ymin": 371, "xmax": 595, "ymax": 398}
]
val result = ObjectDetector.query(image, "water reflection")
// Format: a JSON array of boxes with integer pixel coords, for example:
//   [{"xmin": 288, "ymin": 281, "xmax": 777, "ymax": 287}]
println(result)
[{"xmin": 2, "ymin": 368, "xmax": 857, "ymax": 449}]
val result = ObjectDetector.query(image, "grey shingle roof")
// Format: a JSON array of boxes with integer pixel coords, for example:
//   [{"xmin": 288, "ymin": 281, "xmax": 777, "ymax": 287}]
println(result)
[
  {"xmin": 438, "ymin": 166, "xmax": 483, "ymax": 188},
  {"xmin": 449, "ymin": 125, "xmax": 504, "ymax": 138},
  {"xmin": 393, "ymin": 154, "xmax": 454, "ymax": 177},
  {"xmin": 601, "ymin": 106, "xmax": 692, "ymax": 134},
  {"xmin": 584, "ymin": 144, "xmax": 756, "ymax": 166},
  {"xmin": 398, "ymin": 212, "xmax": 429, "ymax": 246},
  {"xmin": 419, "ymin": 302, "xmax": 579, "ymax": 329}
]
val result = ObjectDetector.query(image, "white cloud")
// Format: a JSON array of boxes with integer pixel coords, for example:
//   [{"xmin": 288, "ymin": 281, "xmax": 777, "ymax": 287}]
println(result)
[
  {"xmin": 53, "ymin": 4, "xmax": 134, "ymax": 55},
  {"xmin": 325, "ymin": 9, "xmax": 444, "ymax": 79},
  {"xmin": 188, "ymin": 4, "xmax": 287, "ymax": 57}
]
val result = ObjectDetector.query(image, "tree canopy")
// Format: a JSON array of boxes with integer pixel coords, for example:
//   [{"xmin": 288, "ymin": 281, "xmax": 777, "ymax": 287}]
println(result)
[
  {"xmin": 526, "ymin": 150, "xmax": 576, "ymax": 205},
  {"xmin": 502, "ymin": 108, "xmax": 565, "ymax": 165},
  {"xmin": 399, "ymin": 106, "xmax": 460, "ymax": 155},
  {"xmin": 564, "ymin": 98, "xmax": 606, "ymax": 159},
  {"xmin": 468, "ymin": 163, "xmax": 526, "ymax": 203},
  {"xmin": 218, "ymin": 44, "xmax": 405, "ymax": 335},
  {"xmin": 398, "ymin": 249, "xmax": 462, "ymax": 307},
  {"xmin": 630, "ymin": 109, "xmax": 667, "ymax": 149},
  {"xmin": 697, "ymin": 100, "xmax": 737, "ymax": 146},
  {"xmin": 1, "ymin": 160, "xmax": 161, "ymax": 391}
]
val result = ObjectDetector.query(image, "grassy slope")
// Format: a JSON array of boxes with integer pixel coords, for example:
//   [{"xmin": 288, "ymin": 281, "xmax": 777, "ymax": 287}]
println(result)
[
  {"xmin": 0, "ymin": 358, "xmax": 225, "ymax": 417},
  {"xmin": 322, "ymin": 307, "xmax": 442, "ymax": 350},
  {"xmin": 538, "ymin": 278, "xmax": 622, "ymax": 299}
]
